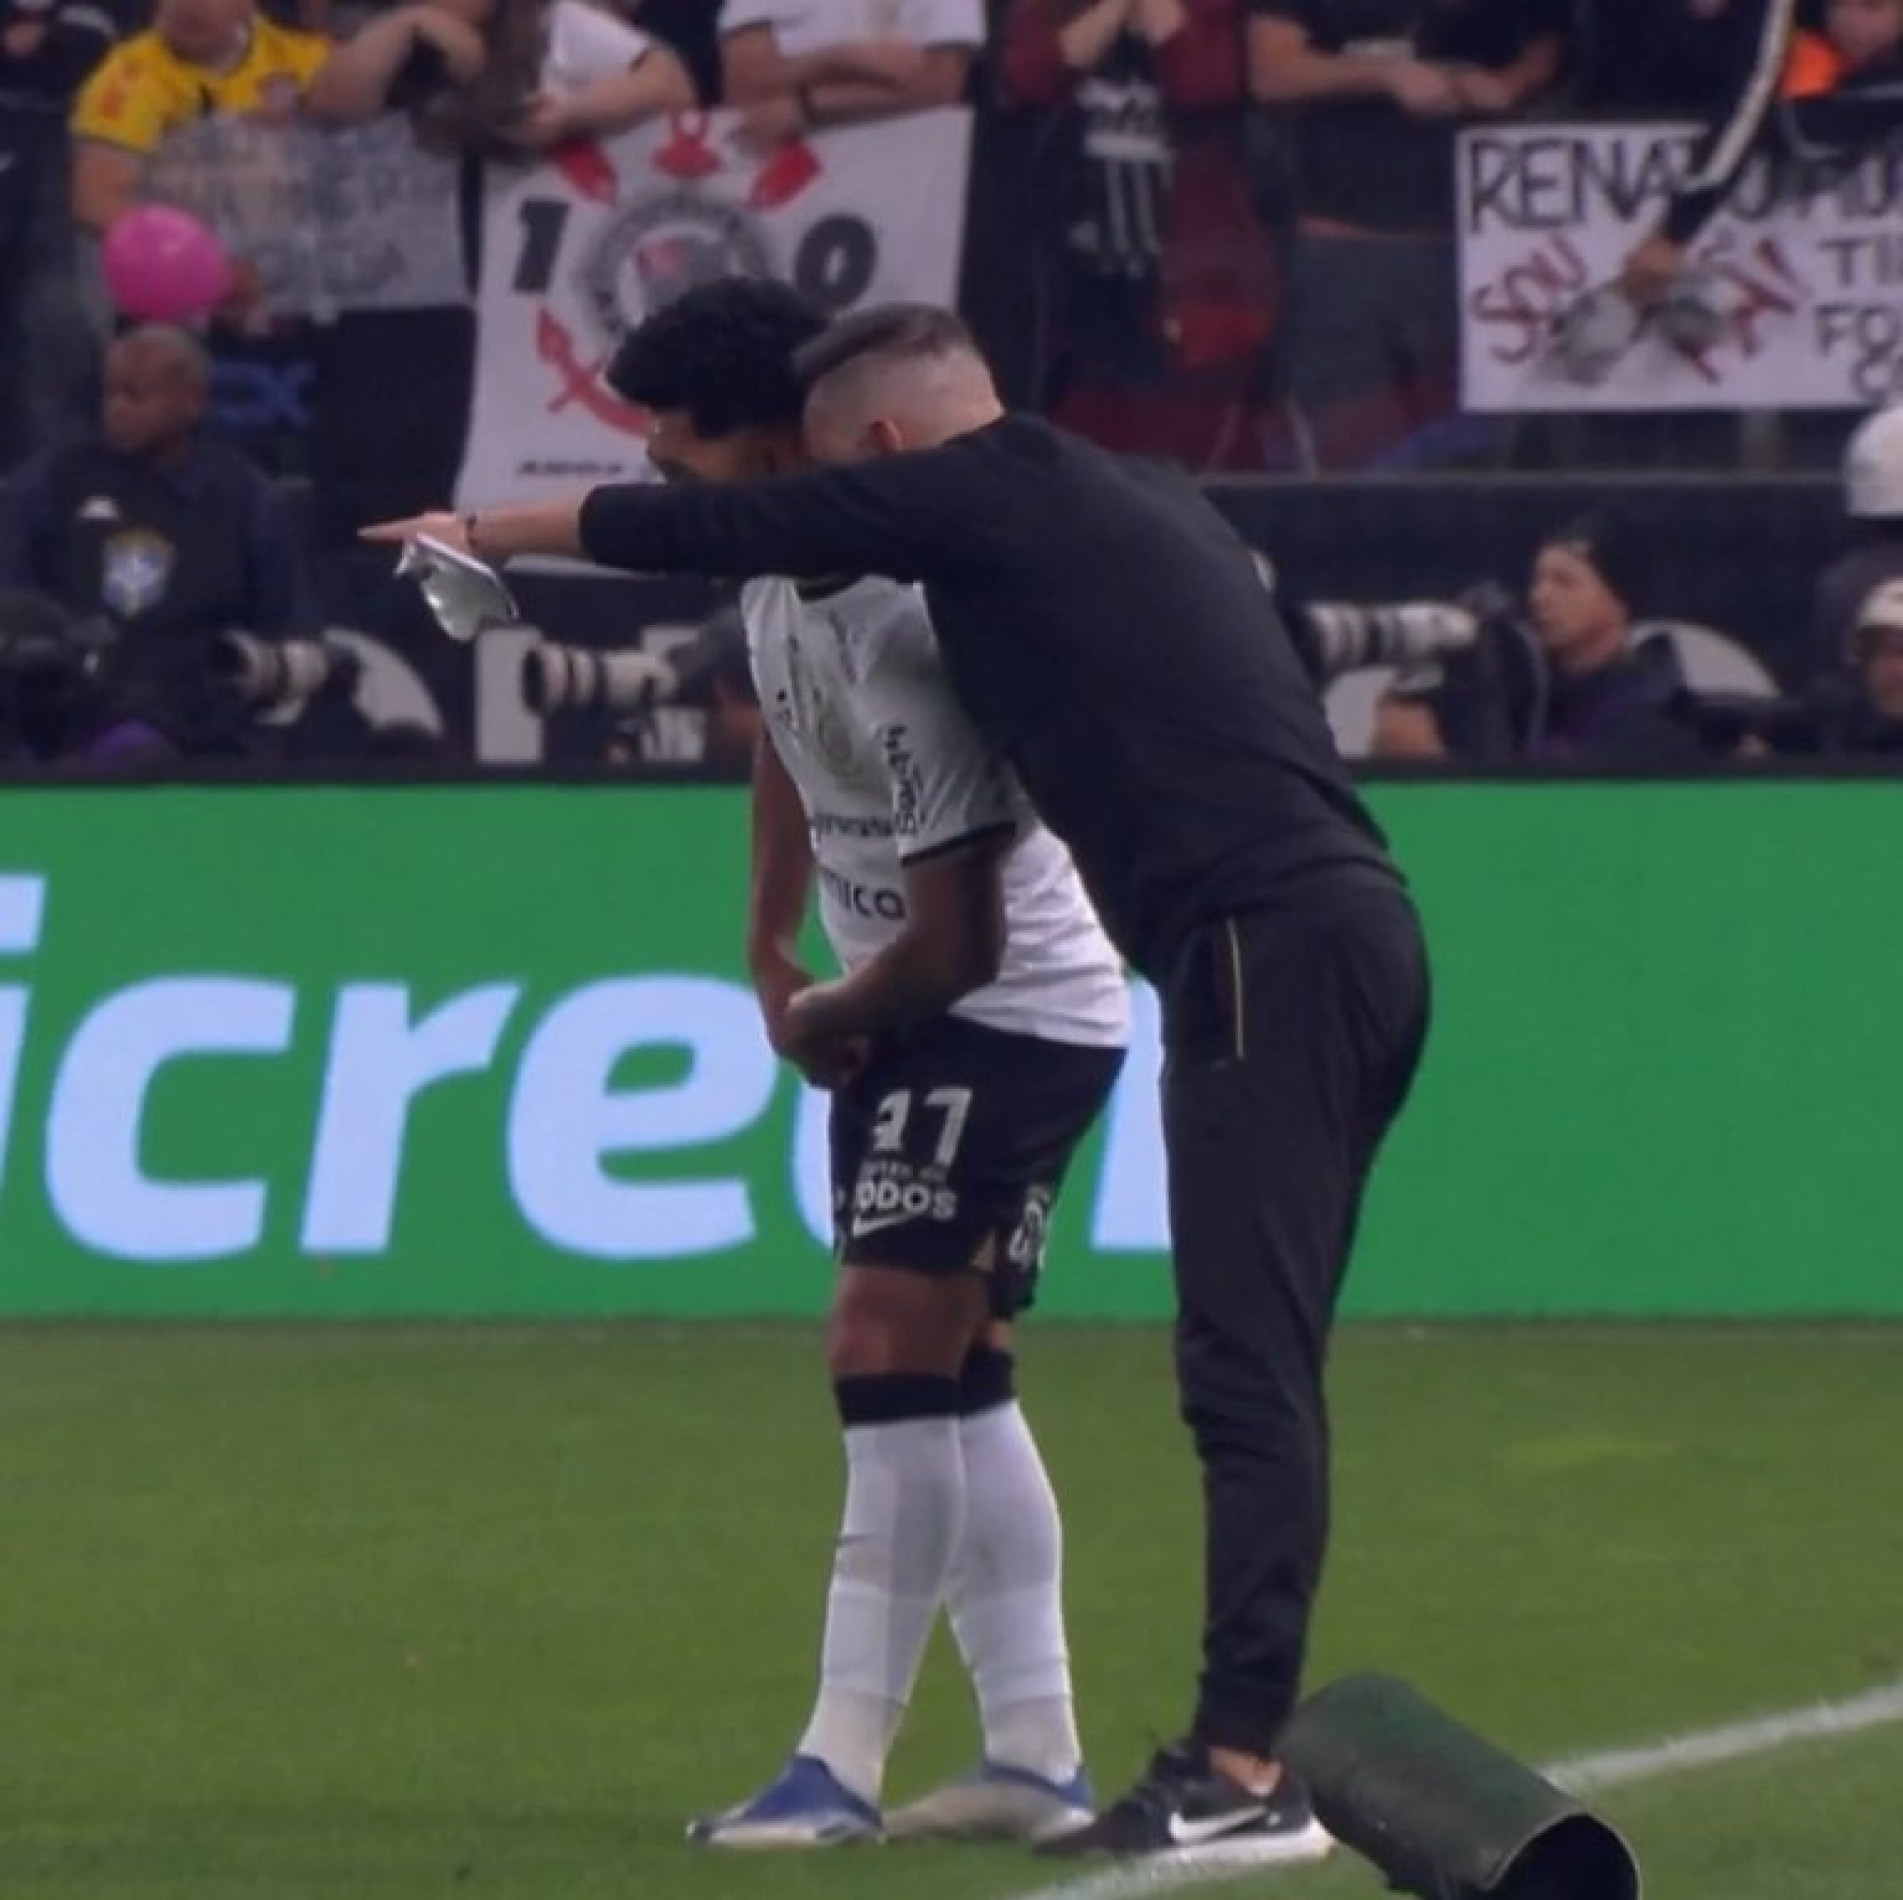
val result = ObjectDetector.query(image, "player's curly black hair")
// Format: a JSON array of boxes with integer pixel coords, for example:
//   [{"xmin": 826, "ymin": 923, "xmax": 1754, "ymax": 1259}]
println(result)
[{"xmin": 605, "ymin": 279, "xmax": 830, "ymax": 438}]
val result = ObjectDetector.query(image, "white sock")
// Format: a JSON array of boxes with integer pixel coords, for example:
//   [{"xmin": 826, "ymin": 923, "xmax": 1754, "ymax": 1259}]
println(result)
[
  {"xmin": 798, "ymin": 1410, "xmax": 965, "ymax": 1805},
  {"xmin": 946, "ymin": 1399, "xmax": 1082, "ymax": 1783}
]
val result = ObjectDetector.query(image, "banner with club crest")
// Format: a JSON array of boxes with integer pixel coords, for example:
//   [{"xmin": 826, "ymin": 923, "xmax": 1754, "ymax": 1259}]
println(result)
[
  {"xmin": 454, "ymin": 108, "xmax": 973, "ymax": 506},
  {"xmin": 1459, "ymin": 120, "xmax": 1903, "ymax": 412}
]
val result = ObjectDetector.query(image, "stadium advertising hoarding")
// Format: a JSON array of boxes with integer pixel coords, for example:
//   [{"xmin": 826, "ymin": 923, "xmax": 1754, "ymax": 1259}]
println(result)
[{"xmin": 0, "ymin": 784, "xmax": 1894, "ymax": 1319}]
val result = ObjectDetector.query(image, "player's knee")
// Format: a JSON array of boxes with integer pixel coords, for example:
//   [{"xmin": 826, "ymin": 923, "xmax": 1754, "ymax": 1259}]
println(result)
[
  {"xmin": 826, "ymin": 1267, "xmax": 981, "ymax": 1380},
  {"xmin": 824, "ymin": 1300, "xmax": 885, "ymax": 1380}
]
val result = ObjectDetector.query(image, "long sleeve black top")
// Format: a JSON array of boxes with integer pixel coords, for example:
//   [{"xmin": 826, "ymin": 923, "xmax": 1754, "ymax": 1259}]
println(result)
[{"xmin": 580, "ymin": 415, "xmax": 1400, "ymax": 980}]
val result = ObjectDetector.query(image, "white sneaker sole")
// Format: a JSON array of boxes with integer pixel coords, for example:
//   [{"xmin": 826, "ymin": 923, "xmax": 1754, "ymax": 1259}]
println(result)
[
  {"xmin": 885, "ymin": 1779, "xmax": 1095, "ymax": 1845},
  {"xmin": 688, "ymin": 1819, "xmax": 881, "ymax": 1851},
  {"xmin": 1157, "ymin": 1820, "xmax": 1335, "ymax": 1869}
]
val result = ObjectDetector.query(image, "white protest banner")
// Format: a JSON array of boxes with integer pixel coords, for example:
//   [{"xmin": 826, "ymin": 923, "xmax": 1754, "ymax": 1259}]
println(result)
[
  {"xmin": 454, "ymin": 107, "xmax": 972, "ymax": 505},
  {"xmin": 1459, "ymin": 121, "xmax": 1903, "ymax": 411},
  {"xmin": 143, "ymin": 113, "xmax": 464, "ymax": 319}
]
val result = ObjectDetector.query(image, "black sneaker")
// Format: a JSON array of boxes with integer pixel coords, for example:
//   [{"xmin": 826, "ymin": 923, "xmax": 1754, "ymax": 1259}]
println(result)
[{"xmin": 1036, "ymin": 1740, "xmax": 1333, "ymax": 1861}]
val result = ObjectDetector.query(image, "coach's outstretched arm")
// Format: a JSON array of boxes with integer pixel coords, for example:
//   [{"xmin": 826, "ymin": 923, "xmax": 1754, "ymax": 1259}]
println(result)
[
  {"xmin": 366, "ymin": 303, "xmax": 1019, "ymax": 582},
  {"xmin": 580, "ymin": 446, "xmax": 996, "ymax": 583},
  {"xmin": 361, "ymin": 445, "xmax": 997, "ymax": 584}
]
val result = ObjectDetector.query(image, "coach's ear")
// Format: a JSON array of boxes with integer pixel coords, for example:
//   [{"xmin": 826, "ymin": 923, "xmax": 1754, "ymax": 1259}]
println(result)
[{"xmin": 1278, "ymin": 1673, "xmax": 1641, "ymax": 1900}]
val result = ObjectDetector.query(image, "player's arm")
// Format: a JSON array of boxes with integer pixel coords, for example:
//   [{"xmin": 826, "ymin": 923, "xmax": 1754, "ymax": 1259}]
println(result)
[
  {"xmin": 788, "ymin": 834, "xmax": 1009, "ymax": 1043},
  {"xmin": 747, "ymin": 726, "xmax": 817, "ymax": 1043},
  {"xmin": 749, "ymin": 729, "xmax": 871, "ymax": 1089},
  {"xmin": 784, "ymin": 592, "xmax": 1014, "ymax": 1044}
]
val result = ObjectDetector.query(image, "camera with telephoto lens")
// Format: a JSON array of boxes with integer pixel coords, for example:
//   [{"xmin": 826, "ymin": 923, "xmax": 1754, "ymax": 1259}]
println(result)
[
  {"xmin": 1294, "ymin": 590, "xmax": 1503, "ymax": 683},
  {"xmin": 209, "ymin": 631, "xmax": 362, "ymax": 713},
  {"xmin": 520, "ymin": 642, "xmax": 679, "ymax": 716},
  {"xmin": 0, "ymin": 590, "xmax": 123, "ymax": 760}
]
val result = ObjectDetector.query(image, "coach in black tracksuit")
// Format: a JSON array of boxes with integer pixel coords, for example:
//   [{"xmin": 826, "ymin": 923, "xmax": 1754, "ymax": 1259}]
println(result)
[{"xmin": 369, "ymin": 304, "xmax": 1431, "ymax": 1859}]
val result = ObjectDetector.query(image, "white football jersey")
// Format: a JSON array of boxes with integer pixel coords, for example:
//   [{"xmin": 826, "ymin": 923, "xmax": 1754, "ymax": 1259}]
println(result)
[
  {"xmin": 745, "ymin": 574, "xmax": 1129, "ymax": 1049},
  {"xmin": 719, "ymin": 0, "xmax": 985, "ymax": 58}
]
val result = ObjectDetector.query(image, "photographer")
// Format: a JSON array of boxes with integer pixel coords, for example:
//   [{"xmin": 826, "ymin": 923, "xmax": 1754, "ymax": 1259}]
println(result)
[
  {"xmin": 1363, "ymin": 512, "xmax": 1717, "ymax": 768},
  {"xmin": 0, "ymin": 324, "xmax": 319, "ymax": 754},
  {"xmin": 1808, "ymin": 404, "xmax": 1903, "ymax": 694},
  {"xmin": 1726, "ymin": 575, "xmax": 1903, "ymax": 759},
  {"xmin": 1829, "ymin": 577, "xmax": 1903, "ymax": 754}
]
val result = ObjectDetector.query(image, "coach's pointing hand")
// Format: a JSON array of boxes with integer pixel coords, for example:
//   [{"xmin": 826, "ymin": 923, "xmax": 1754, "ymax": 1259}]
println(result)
[{"xmin": 361, "ymin": 512, "xmax": 471, "ymax": 555}]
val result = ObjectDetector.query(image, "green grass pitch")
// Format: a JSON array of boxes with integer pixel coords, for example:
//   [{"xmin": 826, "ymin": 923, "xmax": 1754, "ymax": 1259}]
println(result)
[{"xmin": 0, "ymin": 1323, "xmax": 1898, "ymax": 1899}]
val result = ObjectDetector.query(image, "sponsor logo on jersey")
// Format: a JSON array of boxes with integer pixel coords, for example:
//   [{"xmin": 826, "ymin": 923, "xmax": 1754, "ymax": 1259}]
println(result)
[
  {"xmin": 810, "ymin": 811, "xmax": 893, "ymax": 841},
  {"xmin": 818, "ymin": 865, "xmax": 905, "ymax": 922}
]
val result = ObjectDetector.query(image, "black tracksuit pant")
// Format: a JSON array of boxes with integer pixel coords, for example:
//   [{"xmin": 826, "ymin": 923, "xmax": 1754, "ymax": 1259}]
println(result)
[{"xmin": 1160, "ymin": 877, "xmax": 1430, "ymax": 1755}]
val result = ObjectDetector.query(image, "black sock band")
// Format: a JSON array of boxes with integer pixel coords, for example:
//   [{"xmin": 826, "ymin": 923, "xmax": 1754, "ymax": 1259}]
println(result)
[
  {"xmin": 957, "ymin": 1344, "xmax": 1017, "ymax": 1417},
  {"xmin": 833, "ymin": 1372, "xmax": 961, "ymax": 1427}
]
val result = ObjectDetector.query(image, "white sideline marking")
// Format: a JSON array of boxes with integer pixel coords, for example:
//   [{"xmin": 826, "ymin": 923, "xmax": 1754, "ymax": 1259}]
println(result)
[
  {"xmin": 1016, "ymin": 1678, "xmax": 1903, "ymax": 1900},
  {"xmin": 1546, "ymin": 1677, "xmax": 1903, "ymax": 1795}
]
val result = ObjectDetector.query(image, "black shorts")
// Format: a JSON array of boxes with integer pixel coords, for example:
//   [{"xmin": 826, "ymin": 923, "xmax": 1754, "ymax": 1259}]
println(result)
[{"xmin": 829, "ymin": 1014, "xmax": 1124, "ymax": 1317}]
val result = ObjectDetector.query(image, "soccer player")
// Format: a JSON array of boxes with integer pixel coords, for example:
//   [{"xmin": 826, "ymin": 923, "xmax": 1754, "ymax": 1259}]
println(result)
[
  {"xmin": 365, "ymin": 302, "xmax": 1427, "ymax": 1863},
  {"xmin": 606, "ymin": 281, "xmax": 1129, "ymax": 1849}
]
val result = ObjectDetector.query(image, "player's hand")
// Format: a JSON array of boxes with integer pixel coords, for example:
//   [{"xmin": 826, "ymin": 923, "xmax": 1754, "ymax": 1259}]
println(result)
[
  {"xmin": 3, "ymin": 19, "xmax": 49, "ymax": 57},
  {"xmin": 1620, "ymin": 234, "xmax": 1685, "ymax": 310},
  {"xmin": 779, "ymin": 982, "xmax": 871, "ymax": 1090},
  {"xmin": 360, "ymin": 510, "xmax": 468, "ymax": 552},
  {"xmin": 756, "ymin": 959, "xmax": 863, "ymax": 1088},
  {"xmin": 790, "ymin": 1032, "xmax": 870, "ymax": 1091}
]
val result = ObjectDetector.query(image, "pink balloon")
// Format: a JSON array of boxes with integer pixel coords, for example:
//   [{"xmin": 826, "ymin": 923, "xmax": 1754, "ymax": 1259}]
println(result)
[{"xmin": 101, "ymin": 205, "xmax": 233, "ymax": 323}]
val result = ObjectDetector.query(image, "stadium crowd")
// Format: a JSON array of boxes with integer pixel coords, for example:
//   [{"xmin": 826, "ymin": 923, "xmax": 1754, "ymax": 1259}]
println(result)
[{"xmin": 1, "ymin": 0, "xmax": 1900, "ymax": 768}]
